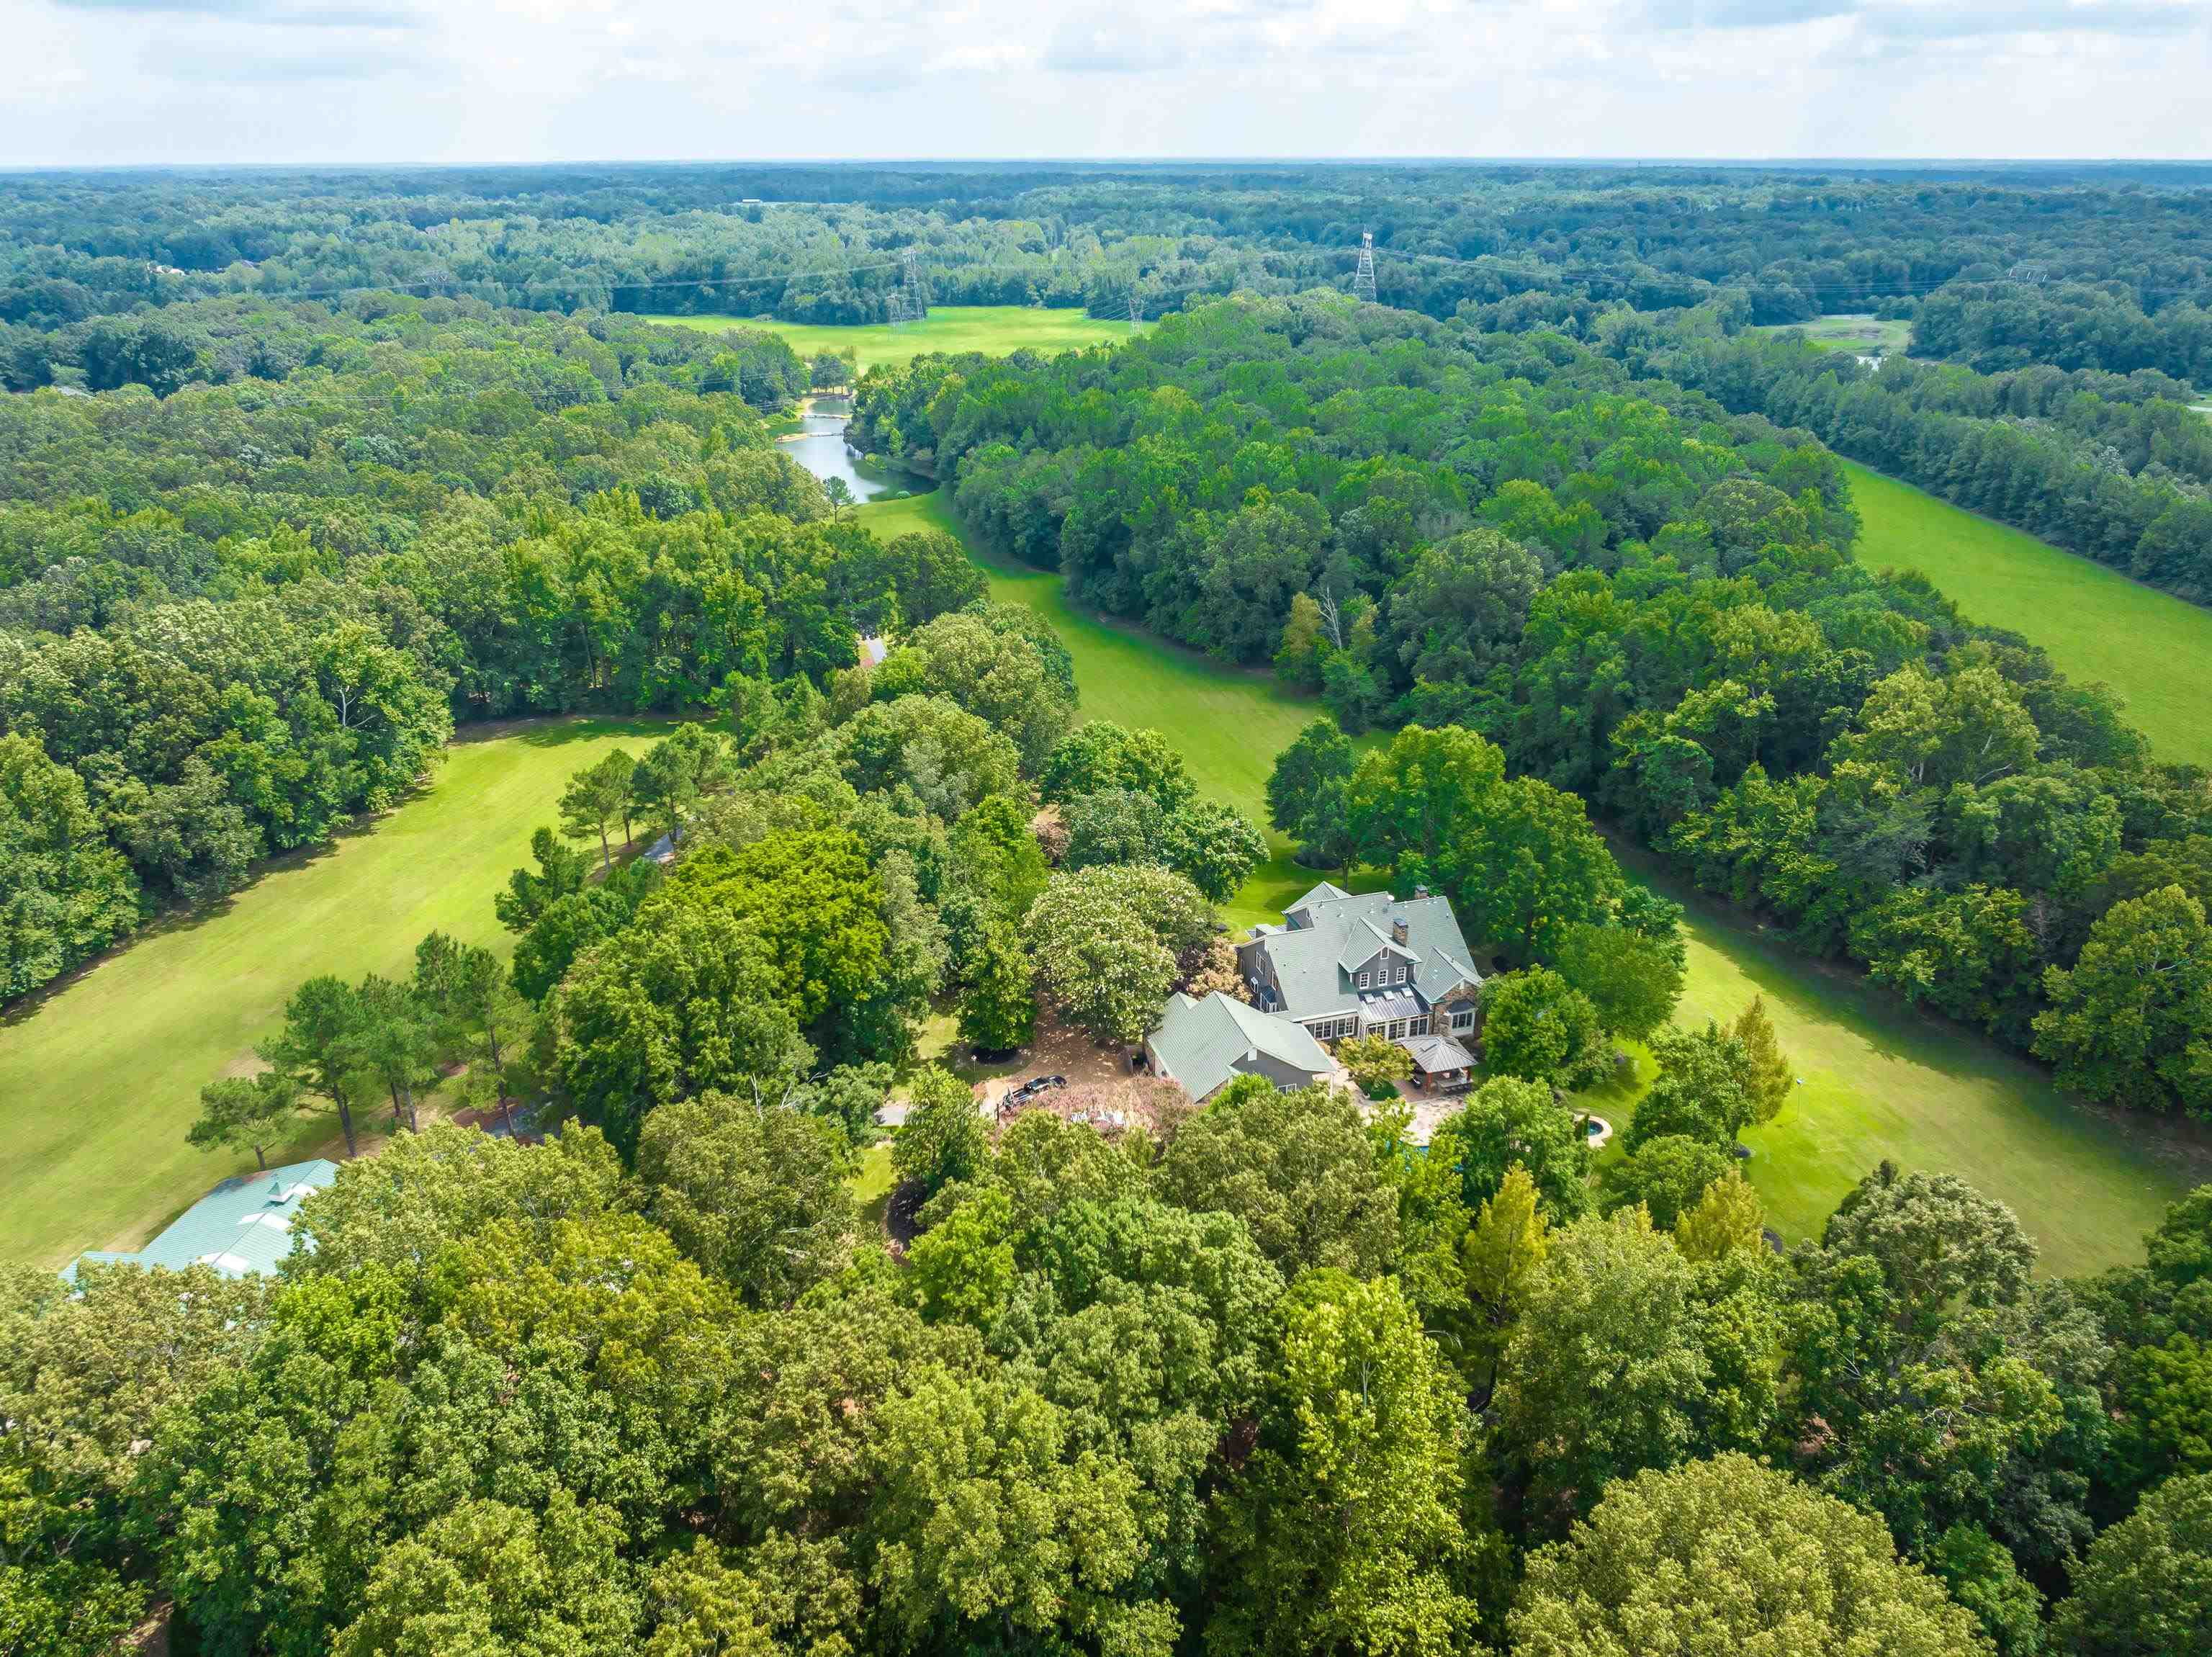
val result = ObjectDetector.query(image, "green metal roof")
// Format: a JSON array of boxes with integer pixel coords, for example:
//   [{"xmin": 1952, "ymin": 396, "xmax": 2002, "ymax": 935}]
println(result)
[
  {"xmin": 68, "ymin": 1159, "xmax": 338, "ymax": 1282},
  {"xmin": 1146, "ymin": 992, "xmax": 1334, "ymax": 1102}
]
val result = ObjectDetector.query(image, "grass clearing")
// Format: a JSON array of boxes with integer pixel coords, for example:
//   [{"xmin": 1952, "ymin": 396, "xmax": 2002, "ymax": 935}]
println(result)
[
  {"xmin": 0, "ymin": 717, "xmax": 665, "ymax": 1269},
  {"xmin": 1845, "ymin": 459, "xmax": 2212, "ymax": 766},
  {"xmin": 868, "ymin": 490, "xmax": 2200, "ymax": 1274},
  {"xmin": 1611, "ymin": 845, "xmax": 2200, "ymax": 1276},
  {"xmin": 1757, "ymin": 313, "xmax": 1912, "ymax": 355},
  {"xmin": 642, "ymin": 305, "xmax": 1143, "ymax": 374}
]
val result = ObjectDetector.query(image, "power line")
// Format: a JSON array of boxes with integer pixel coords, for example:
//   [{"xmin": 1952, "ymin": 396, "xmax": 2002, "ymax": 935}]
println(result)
[
  {"xmin": 132, "ymin": 240, "xmax": 2212, "ymax": 328},
  {"xmin": 902, "ymin": 248, "xmax": 929, "ymax": 323},
  {"xmin": 1360, "ymin": 245, "xmax": 2210, "ymax": 305}
]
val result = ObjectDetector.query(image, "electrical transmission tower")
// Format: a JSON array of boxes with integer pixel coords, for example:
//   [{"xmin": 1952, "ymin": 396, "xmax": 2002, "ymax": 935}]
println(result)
[
  {"xmin": 1352, "ymin": 231, "xmax": 1377, "ymax": 304},
  {"xmin": 902, "ymin": 248, "xmax": 928, "ymax": 323},
  {"xmin": 886, "ymin": 289, "xmax": 908, "ymax": 328},
  {"xmin": 1128, "ymin": 279, "xmax": 1141, "ymax": 331}
]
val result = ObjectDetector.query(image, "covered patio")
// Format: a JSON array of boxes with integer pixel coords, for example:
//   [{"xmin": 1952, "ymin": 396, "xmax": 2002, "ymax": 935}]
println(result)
[{"xmin": 1396, "ymin": 1031, "xmax": 1475, "ymax": 1094}]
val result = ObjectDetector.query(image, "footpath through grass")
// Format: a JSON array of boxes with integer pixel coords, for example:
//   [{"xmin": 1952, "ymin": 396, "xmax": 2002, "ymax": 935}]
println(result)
[
  {"xmin": 0, "ymin": 717, "xmax": 661, "ymax": 1268},
  {"xmin": 866, "ymin": 492, "xmax": 2199, "ymax": 1274},
  {"xmin": 642, "ymin": 305, "xmax": 1142, "ymax": 374},
  {"xmin": 1846, "ymin": 459, "xmax": 2212, "ymax": 767}
]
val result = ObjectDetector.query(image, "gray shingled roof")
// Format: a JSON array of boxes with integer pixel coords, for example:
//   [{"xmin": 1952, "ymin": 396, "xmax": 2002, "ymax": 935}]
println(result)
[
  {"xmin": 1147, "ymin": 992, "xmax": 1333, "ymax": 1103},
  {"xmin": 1256, "ymin": 890, "xmax": 1483, "ymax": 1021}
]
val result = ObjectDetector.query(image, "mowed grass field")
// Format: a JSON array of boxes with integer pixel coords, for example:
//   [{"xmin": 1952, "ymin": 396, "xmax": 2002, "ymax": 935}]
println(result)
[
  {"xmin": 642, "ymin": 305, "xmax": 1143, "ymax": 374},
  {"xmin": 0, "ymin": 717, "xmax": 662, "ymax": 1268},
  {"xmin": 866, "ymin": 491, "xmax": 2200, "ymax": 1273},
  {"xmin": 1757, "ymin": 313, "xmax": 1912, "ymax": 355},
  {"xmin": 1622, "ymin": 847, "xmax": 2199, "ymax": 1275},
  {"xmin": 1846, "ymin": 459, "xmax": 2212, "ymax": 767}
]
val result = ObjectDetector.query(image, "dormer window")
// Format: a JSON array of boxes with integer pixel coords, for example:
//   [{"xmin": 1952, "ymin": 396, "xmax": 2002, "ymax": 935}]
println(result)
[{"xmin": 1357, "ymin": 970, "xmax": 1370, "ymax": 989}]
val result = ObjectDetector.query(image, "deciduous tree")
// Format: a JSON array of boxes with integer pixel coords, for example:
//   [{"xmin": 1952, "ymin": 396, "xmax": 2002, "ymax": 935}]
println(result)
[
  {"xmin": 636, "ymin": 1093, "xmax": 854, "ymax": 1307},
  {"xmin": 1156, "ymin": 1077, "xmax": 1397, "ymax": 1277},
  {"xmin": 2053, "ymin": 1470, "xmax": 2212, "ymax": 1657},
  {"xmin": 1552, "ymin": 920, "xmax": 1683, "ymax": 1042},
  {"xmin": 1511, "ymin": 1454, "xmax": 1992, "ymax": 1657},
  {"xmin": 2036, "ymin": 885, "xmax": 2212, "ymax": 1117},
  {"xmin": 1208, "ymin": 1273, "xmax": 1481, "ymax": 1657},
  {"xmin": 1479, "ymin": 968, "xmax": 1611, "ymax": 1090}
]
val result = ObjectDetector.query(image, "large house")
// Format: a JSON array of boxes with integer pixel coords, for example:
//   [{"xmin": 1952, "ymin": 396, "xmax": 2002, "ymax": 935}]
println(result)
[
  {"xmin": 1144, "ymin": 990, "xmax": 1339, "ymax": 1104},
  {"xmin": 1238, "ymin": 882, "xmax": 1485, "ymax": 1046}
]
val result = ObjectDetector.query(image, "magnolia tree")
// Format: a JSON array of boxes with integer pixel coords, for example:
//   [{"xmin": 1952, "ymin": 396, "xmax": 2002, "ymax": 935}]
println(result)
[{"xmin": 1023, "ymin": 863, "xmax": 1216, "ymax": 1044}]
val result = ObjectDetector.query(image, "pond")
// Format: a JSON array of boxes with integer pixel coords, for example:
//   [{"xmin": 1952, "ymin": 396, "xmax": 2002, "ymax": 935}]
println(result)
[{"xmin": 781, "ymin": 395, "xmax": 896, "ymax": 503}]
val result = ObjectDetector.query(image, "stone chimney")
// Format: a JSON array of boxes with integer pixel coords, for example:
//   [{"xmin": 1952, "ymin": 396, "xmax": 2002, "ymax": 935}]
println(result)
[
  {"xmin": 1392, "ymin": 917, "xmax": 1409, "ymax": 946},
  {"xmin": 1413, "ymin": 884, "xmax": 1429, "ymax": 900}
]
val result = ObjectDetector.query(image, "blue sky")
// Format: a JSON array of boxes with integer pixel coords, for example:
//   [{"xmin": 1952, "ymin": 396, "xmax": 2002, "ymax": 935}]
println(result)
[{"xmin": 6, "ymin": 0, "xmax": 2210, "ymax": 166}]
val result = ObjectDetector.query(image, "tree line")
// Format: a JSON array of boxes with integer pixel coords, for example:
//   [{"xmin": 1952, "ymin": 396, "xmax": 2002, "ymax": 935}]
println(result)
[
  {"xmin": 1635, "ymin": 309, "xmax": 2212, "ymax": 604},
  {"xmin": 9, "ymin": 163, "xmax": 2212, "ymax": 390}
]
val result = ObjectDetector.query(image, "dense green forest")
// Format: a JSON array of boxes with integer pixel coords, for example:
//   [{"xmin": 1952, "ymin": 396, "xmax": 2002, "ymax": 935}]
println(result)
[
  {"xmin": 4, "ymin": 162, "xmax": 2206, "ymax": 607},
  {"xmin": 10, "ymin": 162, "xmax": 2212, "ymax": 1657},
  {"xmin": 0, "ymin": 295, "xmax": 963, "ymax": 997},
  {"xmin": 7, "ymin": 162, "xmax": 2212, "ymax": 378}
]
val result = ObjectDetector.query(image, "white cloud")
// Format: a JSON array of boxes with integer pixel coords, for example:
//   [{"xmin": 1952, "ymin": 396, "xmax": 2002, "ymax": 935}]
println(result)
[{"xmin": 4, "ymin": 0, "xmax": 2209, "ymax": 165}]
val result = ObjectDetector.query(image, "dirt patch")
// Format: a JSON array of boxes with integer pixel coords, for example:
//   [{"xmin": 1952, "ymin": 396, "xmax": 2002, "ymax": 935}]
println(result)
[
  {"xmin": 997, "ymin": 1074, "xmax": 1192, "ymax": 1141},
  {"xmin": 963, "ymin": 1014, "xmax": 1143, "ymax": 1105}
]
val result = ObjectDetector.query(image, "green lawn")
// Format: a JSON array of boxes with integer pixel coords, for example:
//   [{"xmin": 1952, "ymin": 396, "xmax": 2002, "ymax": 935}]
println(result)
[
  {"xmin": 0, "ymin": 717, "xmax": 663, "ymax": 1268},
  {"xmin": 1615, "ymin": 845, "xmax": 2200, "ymax": 1275},
  {"xmin": 1846, "ymin": 459, "xmax": 2212, "ymax": 766},
  {"xmin": 1757, "ymin": 314, "xmax": 1912, "ymax": 355},
  {"xmin": 866, "ymin": 491, "xmax": 2202, "ymax": 1274},
  {"xmin": 860, "ymin": 493, "xmax": 1342, "ymax": 929},
  {"xmin": 642, "ymin": 305, "xmax": 1143, "ymax": 374}
]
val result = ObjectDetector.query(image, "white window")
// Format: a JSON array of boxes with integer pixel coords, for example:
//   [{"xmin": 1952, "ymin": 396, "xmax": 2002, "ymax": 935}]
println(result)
[
  {"xmin": 1450, "ymin": 1007, "xmax": 1475, "ymax": 1032},
  {"xmin": 1395, "ymin": 962, "xmax": 1407, "ymax": 983},
  {"xmin": 1357, "ymin": 970, "xmax": 1369, "ymax": 989}
]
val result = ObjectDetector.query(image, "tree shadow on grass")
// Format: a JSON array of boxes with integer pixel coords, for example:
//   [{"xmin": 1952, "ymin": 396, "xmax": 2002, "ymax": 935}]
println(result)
[
  {"xmin": 1608, "ymin": 832, "xmax": 2212, "ymax": 1192},
  {"xmin": 459, "ymin": 712, "xmax": 678, "ymax": 750}
]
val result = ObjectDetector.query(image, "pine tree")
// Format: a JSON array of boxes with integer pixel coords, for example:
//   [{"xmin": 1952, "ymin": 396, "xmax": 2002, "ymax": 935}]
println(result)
[
  {"xmin": 1673, "ymin": 1169, "xmax": 1766, "ymax": 1262},
  {"xmin": 1731, "ymin": 995, "xmax": 1794, "ymax": 1125}
]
